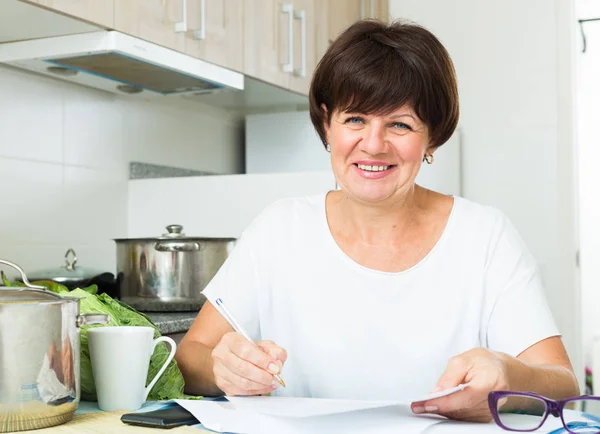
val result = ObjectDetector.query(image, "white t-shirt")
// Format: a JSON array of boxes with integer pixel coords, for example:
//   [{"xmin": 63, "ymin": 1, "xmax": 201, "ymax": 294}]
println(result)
[{"xmin": 202, "ymin": 194, "xmax": 559, "ymax": 401}]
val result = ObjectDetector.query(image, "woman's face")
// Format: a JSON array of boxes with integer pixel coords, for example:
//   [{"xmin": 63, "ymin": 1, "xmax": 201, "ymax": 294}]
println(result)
[{"xmin": 324, "ymin": 105, "xmax": 432, "ymax": 205}]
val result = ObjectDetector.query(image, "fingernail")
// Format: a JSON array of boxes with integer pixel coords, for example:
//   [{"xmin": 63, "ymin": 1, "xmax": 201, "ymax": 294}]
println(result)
[
  {"xmin": 412, "ymin": 406, "xmax": 425, "ymax": 414},
  {"xmin": 430, "ymin": 386, "xmax": 442, "ymax": 393},
  {"xmin": 268, "ymin": 363, "xmax": 280, "ymax": 374},
  {"xmin": 425, "ymin": 405, "xmax": 439, "ymax": 412},
  {"xmin": 271, "ymin": 380, "xmax": 280, "ymax": 389}
]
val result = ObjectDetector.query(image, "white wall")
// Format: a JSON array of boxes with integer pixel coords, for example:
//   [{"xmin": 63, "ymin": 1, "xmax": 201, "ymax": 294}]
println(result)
[
  {"xmin": 576, "ymin": 0, "xmax": 600, "ymax": 368},
  {"xmin": 0, "ymin": 65, "xmax": 243, "ymax": 278},
  {"xmin": 389, "ymin": 0, "xmax": 581, "ymax": 381}
]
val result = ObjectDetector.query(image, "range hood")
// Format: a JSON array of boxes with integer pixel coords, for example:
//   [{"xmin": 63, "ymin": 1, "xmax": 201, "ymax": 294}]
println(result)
[{"xmin": 0, "ymin": 31, "xmax": 244, "ymax": 97}]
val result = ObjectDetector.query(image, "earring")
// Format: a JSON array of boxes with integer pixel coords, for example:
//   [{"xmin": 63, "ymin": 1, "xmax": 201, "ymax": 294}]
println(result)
[
  {"xmin": 423, "ymin": 154, "xmax": 434, "ymax": 164},
  {"xmin": 325, "ymin": 143, "xmax": 331, "ymax": 152}
]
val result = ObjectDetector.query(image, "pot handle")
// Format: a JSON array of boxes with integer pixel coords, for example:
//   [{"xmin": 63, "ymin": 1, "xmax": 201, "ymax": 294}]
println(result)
[
  {"xmin": 0, "ymin": 259, "xmax": 46, "ymax": 291},
  {"xmin": 154, "ymin": 241, "xmax": 201, "ymax": 252},
  {"xmin": 77, "ymin": 314, "xmax": 111, "ymax": 328}
]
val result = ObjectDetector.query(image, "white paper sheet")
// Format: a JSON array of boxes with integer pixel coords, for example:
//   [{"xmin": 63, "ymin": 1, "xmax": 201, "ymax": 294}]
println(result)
[{"xmin": 175, "ymin": 384, "xmax": 469, "ymax": 434}]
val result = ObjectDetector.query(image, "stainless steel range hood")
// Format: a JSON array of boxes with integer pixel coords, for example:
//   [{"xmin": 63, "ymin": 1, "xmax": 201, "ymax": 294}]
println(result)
[{"xmin": 0, "ymin": 30, "xmax": 244, "ymax": 97}]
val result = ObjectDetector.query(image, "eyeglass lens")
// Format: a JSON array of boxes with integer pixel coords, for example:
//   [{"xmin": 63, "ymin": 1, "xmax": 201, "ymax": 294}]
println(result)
[{"xmin": 495, "ymin": 394, "xmax": 548, "ymax": 431}]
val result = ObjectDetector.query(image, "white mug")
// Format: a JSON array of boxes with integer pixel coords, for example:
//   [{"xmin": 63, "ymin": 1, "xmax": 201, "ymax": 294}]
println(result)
[{"xmin": 88, "ymin": 326, "xmax": 176, "ymax": 411}]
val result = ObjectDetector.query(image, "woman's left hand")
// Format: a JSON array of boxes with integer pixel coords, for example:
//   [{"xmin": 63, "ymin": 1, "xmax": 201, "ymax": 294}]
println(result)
[{"xmin": 411, "ymin": 348, "xmax": 511, "ymax": 422}]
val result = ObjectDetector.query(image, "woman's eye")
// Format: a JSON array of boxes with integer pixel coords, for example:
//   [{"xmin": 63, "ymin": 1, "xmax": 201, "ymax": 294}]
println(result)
[
  {"xmin": 346, "ymin": 117, "xmax": 364, "ymax": 125},
  {"xmin": 393, "ymin": 122, "xmax": 412, "ymax": 130}
]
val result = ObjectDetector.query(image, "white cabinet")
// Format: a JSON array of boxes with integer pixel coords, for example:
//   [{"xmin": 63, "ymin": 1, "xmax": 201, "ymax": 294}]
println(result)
[{"xmin": 1, "ymin": 0, "xmax": 100, "ymax": 43}]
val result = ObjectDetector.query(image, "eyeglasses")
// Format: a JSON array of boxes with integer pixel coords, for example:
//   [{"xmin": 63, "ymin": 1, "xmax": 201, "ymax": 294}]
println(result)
[{"xmin": 488, "ymin": 391, "xmax": 600, "ymax": 433}]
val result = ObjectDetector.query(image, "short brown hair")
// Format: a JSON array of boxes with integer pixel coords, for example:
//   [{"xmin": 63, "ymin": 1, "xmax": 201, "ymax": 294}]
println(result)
[{"xmin": 309, "ymin": 20, "xmax": 459, "ymax": 149}]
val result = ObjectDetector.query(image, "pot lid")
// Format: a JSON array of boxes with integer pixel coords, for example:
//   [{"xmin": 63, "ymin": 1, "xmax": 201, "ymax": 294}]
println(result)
[
  {"xmin": 113, "ymin": 224, "xmax": 236, "ymax": 242},
  {"xmin": 28, "ymin": 248, "xmax": 105, "ymax": 283},
  {"xmin": 0, "ymin": 259, "xmax": 62, "ymax": 303},
  {"xmin": 159, "ymin": 224, "xmax": 188, "ymax": 239},
  {"xmin": 0, "ymin": 287, "xmax": 61, "ymax": 303}
]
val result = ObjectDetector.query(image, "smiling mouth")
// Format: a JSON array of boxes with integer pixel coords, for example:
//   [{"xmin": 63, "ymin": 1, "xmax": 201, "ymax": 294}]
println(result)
[{"xmin": 354, "ymin": 163, "xmax": 396, "ymax": 172}]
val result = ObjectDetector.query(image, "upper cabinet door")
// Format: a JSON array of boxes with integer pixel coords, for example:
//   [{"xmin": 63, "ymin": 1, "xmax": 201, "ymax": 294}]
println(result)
[
  {"xmin": 184, "ymin": 0, "xmax": 244, "ymax": 73},
  {"xmin": 362, "ymin": 0, "xmax": 389, "ymax": 22},
  {"xmin": 316, "ymin": 0, "xmax": 361, "ymax": 61},
  {"xmin": 244, "ymin": 0, "xmax": 291, "ymax": 89},
  {"xmin": 28, "ymin": 0, "xmax": 114, "ymax": 27},
  {"xmin": 287, "ymin": 0, "xmax": 314, "ymax": 96},
  {"xmin": 114, "ymin": 0, "xmax": 186, "ymax": 52}
]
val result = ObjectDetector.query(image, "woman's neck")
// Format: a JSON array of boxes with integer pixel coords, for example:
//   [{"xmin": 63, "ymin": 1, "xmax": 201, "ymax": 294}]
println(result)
[{"xmin": 327, "ymin": 186, "xmax": 429, "ymax": 246}]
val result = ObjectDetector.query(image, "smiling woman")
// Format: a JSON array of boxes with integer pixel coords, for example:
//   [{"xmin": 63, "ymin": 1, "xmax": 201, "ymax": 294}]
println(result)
[{"xmin": 175, "ymin": 19, "xmax": 580, "ymax": 423}]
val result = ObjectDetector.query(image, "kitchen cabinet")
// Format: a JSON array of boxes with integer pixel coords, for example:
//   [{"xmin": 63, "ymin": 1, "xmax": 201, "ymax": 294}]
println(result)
[
  {"xmin": 184, "ymin": 0, "xmax": 245, "ymax": 73},
  {"xmin": 244, "ymin": 0, "xmax": 316, "ymax": 95},
  {"xmin": 316, "ymin": 0, "xmax": 390, "ymax": 61},
  {"xmin": 114, "ymin": 0, "xmax": 186, "ymax": 52},
  {"xmin": 316, "ymin": 0, "xmax": 361, "ymax": 62},
  {"xmin": 244, "ymin": 0, "xmax": 291, "ymax": 89},
  {"xmin": 288, "ymin": 0, "xmax": 315, "ymax": 95},
  {"xmin": 361, "ymin": 0, "xmax": 389, "ymax": 21},
  {"xmin": 26, "ymin": 0, "xmax": 114, "ymax": 28}
]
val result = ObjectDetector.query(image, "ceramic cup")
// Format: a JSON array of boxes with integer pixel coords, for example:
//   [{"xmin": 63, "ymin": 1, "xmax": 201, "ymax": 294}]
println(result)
[{"xmin": 88, "ymin": 326, "xmax": 176, "ymax": 411}]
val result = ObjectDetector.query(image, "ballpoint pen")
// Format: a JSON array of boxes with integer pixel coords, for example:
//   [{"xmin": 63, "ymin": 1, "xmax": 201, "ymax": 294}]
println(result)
[{"xmin": 215, "ymin": 297, "xmax": 286, "ymax": 388}]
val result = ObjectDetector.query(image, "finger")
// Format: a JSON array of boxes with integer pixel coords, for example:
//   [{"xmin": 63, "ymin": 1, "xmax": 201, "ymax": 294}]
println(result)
[
  {"xmin": 216, "ymin": 375, "xmax": 275, "ymax": 397},
  {"xmin": 435, "ymin": 356, "xmax": 470, "ymax": 391},
  {"xmin": 228, "ymin": 337, "xmax": 281, "ymax": 375},
  {"xmin": 218, "ymin": 351, "xmax": 275, "ymax": 387},
  {"xmin": 420, "ymin": 386, "xmax": 489, "ymax": 416},
  {"xmin": 257, "ymin": 341, "xmax": 288, "ymax": 366},
  {"xmin": 215, "ymin": 362, "xmax": 279, "ymax": 394}
]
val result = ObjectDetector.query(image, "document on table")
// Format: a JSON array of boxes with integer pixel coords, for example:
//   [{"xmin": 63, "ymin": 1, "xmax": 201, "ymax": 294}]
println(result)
[{"xmin": 175, "ymin": 384, "xmax": 469, "ymax": 434}]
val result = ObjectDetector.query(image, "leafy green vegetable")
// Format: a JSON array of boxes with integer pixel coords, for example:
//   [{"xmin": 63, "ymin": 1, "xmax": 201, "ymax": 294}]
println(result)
[
  {"xmin": 1, "ymin": 278, "xmax": 194, "ymax": 401},
  {"xmin": 30, "ymin": 280, "xmax": 70, "ymax": 294},
  {"xmin": 1, "ymin": 271, "xmax": 25, "ymax": 287},
  {"xmin": 69, "ymin": 290, "xmax": 186, "ymax": 401}
]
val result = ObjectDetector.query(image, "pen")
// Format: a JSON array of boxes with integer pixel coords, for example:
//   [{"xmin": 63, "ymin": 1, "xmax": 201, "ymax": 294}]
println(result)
[{"xmin": 215, "ymin": 297, "xmax": 286, "ymax": 388}]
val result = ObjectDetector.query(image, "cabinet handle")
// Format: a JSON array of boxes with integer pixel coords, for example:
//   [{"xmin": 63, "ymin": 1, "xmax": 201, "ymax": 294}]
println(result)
[
  {"xmin": 360, "ymin": 0, "xmax": 375, "ymax": 19},
  {"xmin": 175, "ymin": 0, "xmax": 188, "ymax": 32},
  {"xmin": 293, "ymin": 9, "xmax": 306, "ymax": 78},
  {"xmin": 282, "ymin": 3, "xmax": 294, "ymax": 73},
  {"xmin": 192, "ymin": 0, "xmax": 206, "ymax": 40}
]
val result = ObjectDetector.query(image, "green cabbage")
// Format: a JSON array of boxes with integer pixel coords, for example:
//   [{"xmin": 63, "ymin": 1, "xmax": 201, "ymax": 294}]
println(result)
[
  {"xmin": 1, "ymin": 273, "xmax": 189, "ymax": 401},
  {"xmin": 69, "ymin": 289, "xmax": 186, "ymax": 401}
]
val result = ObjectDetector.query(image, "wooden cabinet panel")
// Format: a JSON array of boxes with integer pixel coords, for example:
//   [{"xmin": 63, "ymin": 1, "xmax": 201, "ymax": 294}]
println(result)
[
  {"xmin": 316, "ymin": 0, "xmax": 361, "ymax": 62},
  {"xmin": 244, "ymin": 0, "xmax": 291, "ymax": 89},
  {"xmin": 30, "ymin": 0, "xmax": 114, "ymax": 27},
  {"xmin": 362, "ymin": 0, "xmax": 389, "ymax": 22},
  {"xmin": 288, "ymin": 0, "xmax": 314, "ymax": 95},
  {"xmin": 114, "ymin": 0, "xmax": 185, "ymax": 52},
  {"xmin": 185, "ymin": 0, "xmax": 244, "ymax": 73}
]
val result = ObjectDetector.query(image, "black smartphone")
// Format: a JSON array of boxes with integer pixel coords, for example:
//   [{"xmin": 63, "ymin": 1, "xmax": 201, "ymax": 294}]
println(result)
[{"xmin": 121, "ymin": 404, "xmax": 200, "ymax": 429}]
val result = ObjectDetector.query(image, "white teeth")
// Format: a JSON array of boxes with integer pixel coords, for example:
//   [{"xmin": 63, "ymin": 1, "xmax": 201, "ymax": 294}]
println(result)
[{"xmin": 357, "ymin": 164, "xmax": 390, "ymax": 172}]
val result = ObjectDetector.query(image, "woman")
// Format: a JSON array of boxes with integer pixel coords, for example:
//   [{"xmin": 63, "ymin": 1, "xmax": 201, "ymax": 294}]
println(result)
[{"xmin": 175, "ymin": 19, "xmax": 579, "ymax": 422}]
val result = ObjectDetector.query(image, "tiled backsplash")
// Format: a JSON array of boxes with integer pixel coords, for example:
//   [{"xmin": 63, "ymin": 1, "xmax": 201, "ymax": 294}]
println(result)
[{"xmin": 0, "ymin": 65, "xmax": 243, "ymax": 278}]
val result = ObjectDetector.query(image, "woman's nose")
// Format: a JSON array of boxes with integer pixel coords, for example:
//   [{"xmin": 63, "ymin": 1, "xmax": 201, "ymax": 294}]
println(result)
[{"xmin": 360, "ymin": 121, "xmax": 387, "ymax": 155}]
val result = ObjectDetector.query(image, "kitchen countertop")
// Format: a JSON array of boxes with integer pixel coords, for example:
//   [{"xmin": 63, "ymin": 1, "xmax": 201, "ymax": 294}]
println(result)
[{"xmin": 145, "ymin": 312, "xmax": 198, "ymax": 335}]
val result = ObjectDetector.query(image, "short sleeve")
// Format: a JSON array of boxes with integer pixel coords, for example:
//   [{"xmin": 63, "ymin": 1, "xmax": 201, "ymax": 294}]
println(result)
[
  {"xmin": 483, "ymin": 212, "xmax": 560, "ymax": 357},
  {"xmin": 201, "ymin": 217, "xmax": 266, "ymax": 342}
]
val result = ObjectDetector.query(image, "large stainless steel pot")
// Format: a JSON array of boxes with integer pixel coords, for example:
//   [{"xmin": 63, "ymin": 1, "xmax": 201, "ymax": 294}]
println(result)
[
  {"xmin": 115, "ymin": 224, "xmax": 236, "ymax": 311},
  {"xmin": 0, "ymin": 260, "xmax": 109, "ymax": 433}
]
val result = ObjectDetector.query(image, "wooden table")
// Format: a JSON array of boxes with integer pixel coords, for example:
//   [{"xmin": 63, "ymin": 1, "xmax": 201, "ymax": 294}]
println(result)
[{"xmin": 17, "ymin": 411, "xmax": 212, "ymax": 433}]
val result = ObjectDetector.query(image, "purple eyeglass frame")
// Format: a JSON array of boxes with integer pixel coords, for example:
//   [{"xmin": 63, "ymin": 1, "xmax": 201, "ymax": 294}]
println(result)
[{"xmin": 488, "ymin": 391, "xmax": 600, "ymax": 433}]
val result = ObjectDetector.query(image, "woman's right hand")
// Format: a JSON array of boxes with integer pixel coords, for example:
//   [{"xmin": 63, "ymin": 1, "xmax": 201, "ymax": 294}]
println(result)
[{"xmin": 211, "ymin": 331, "xmax": 287, "ymax": 396}]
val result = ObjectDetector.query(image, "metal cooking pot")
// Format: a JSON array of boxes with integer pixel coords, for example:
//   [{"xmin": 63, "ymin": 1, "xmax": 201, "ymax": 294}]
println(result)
[
  {"xmin": 25, "ymin": 248, "xmax": 109, "ymax": 290},
  {"xmin": 0, "ymin": 259, "xmax": 109, "ymax": 433},
  {"xmin": 114, "ymin": 225, "xmax": 236, "ymax": 311}
]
